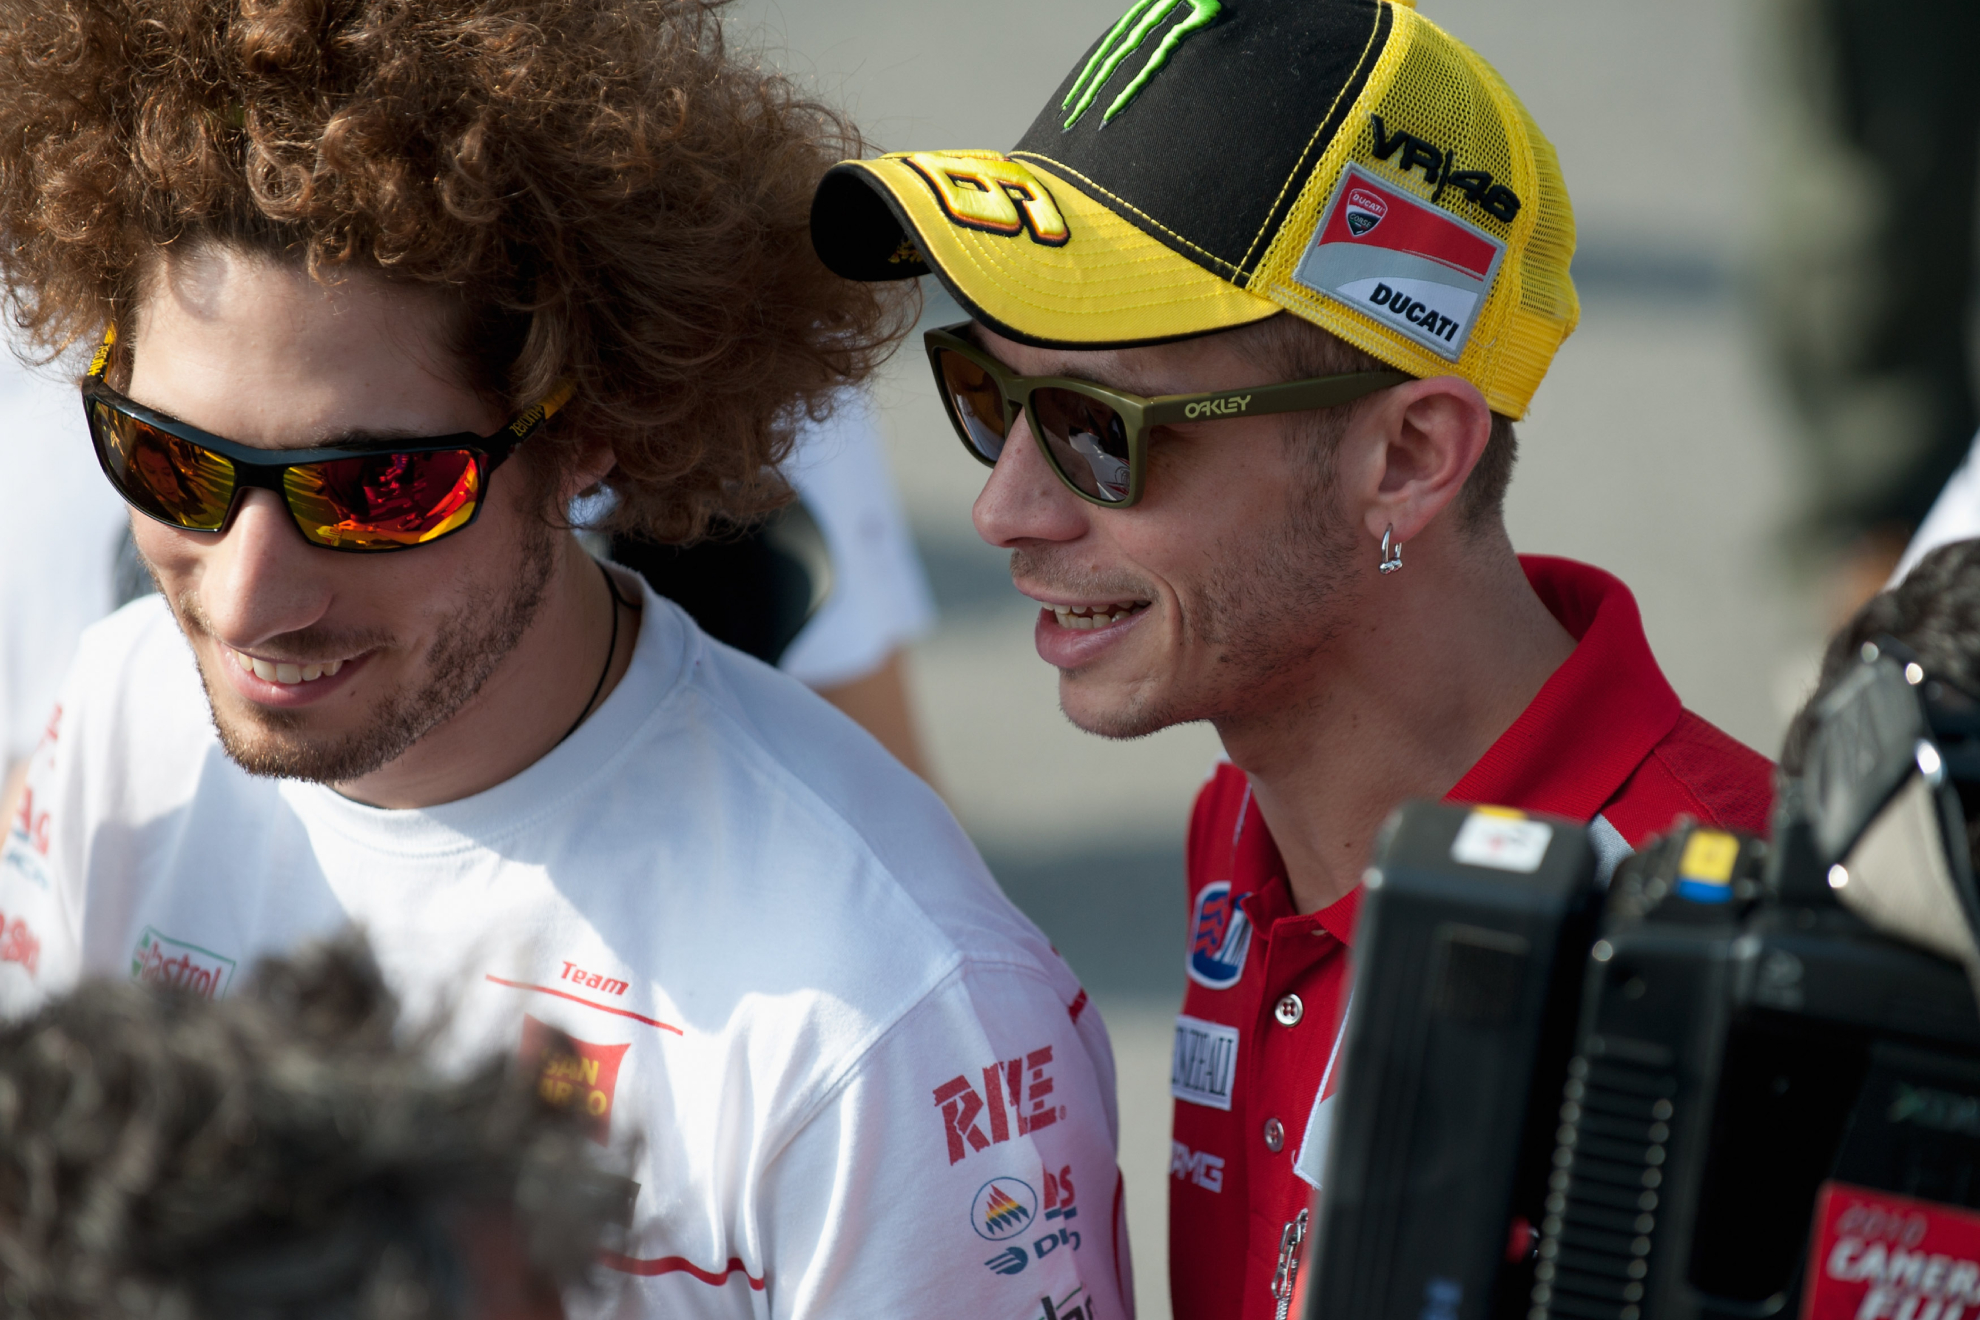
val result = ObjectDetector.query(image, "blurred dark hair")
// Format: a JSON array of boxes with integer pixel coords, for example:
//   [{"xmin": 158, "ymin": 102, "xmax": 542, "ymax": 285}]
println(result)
[
  {"xmin": 1781, "ymin": 538, "xmax": 1980, "ymax": 871},
  {"xmin": 1782, "ymin": 538, "xmax": 1980, "ymax": 775},
  {"xmin": 0, "ymin": 936, "xmax": 624, "ymax": 1319}
]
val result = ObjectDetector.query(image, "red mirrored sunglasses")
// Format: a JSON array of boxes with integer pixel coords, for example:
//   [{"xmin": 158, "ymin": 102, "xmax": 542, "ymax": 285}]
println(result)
[{"xmin": 81, "ymin": 326, "xmax": 573, "ymax": 552}]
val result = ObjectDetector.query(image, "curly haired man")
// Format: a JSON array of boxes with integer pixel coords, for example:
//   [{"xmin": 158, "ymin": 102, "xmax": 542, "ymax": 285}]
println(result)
[{"xmin": 0, "ymin": 1, "xmax": 1128, "ymax": 1315}]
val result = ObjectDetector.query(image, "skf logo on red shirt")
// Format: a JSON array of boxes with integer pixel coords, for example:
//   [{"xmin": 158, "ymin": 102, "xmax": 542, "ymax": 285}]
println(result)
[
  {"xmin": 932, "ymin": 1045, "xmax": 1063, "ymax": 1165},
  {"xmin": 521, "ymin": 1014, "xmax": 629, "ymax": 1146},
  {"xmin": 1187, "ymin": 881, "xmax": 1252, "ymax": 989}
]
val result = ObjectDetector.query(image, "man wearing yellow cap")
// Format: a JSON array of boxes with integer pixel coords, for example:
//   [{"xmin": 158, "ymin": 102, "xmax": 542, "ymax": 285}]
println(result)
[{"xmin": 812, "ymin": 1, "xmax": 1774, "ymax": 1316}]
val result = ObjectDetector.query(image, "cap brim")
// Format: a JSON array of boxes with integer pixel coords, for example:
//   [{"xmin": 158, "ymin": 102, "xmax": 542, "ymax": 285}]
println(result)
[{"xmin": 811, "ymin": 155, "xmax": 1278, "ymax": 350}]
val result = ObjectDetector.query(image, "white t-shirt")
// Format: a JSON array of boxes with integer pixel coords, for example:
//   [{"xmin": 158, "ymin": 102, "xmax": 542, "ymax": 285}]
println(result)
[
  {"xmin": 1892, "ymin": 430, "xmax": 1980, "ymax": 585},
  {"xmin": 0, "ymin": 351, "xmax": 128, "ymax": 768},
  {"xmin": 0, "ymin": 582, "xmax": 1127, "ymax": 1320},
  {"xmin": 780, "ymin": 395, "xmax": 937, "ymax": 689}
]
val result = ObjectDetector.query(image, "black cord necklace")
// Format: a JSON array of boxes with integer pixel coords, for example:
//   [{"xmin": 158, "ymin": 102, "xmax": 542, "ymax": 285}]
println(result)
[{"xmin": 556, "ymin": 559, "xmax": 636, "ymax": 748}]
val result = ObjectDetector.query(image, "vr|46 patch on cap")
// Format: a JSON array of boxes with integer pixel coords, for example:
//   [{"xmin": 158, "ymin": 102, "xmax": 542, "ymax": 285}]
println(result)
[{"xmin": 811, "ymin": 0, "xmax": 1579, "ymax": 419}]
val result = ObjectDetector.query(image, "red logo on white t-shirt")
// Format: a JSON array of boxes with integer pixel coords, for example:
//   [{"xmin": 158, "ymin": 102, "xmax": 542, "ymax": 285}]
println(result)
[
  {"xmin": 522, "ymin": 1014, "xmax": 630, "ymax": 1145},
  {"xmin": 130, "ymin": 926, "xmax": 234, "ymax": 997},
  {"xmin": 7, "ymin": 704, "xmax": 59, "ymax": 857},
  {"xmin": 559, "ymin": 959, "xmax": 629, "ymax": 997},
  {"xmin": 0, "ymin": 912, "xmax": 38, "ymax": 978},
  {"xmin": 931, "ymin": 1045, "xmax": 1064, "ymax": 1164}
]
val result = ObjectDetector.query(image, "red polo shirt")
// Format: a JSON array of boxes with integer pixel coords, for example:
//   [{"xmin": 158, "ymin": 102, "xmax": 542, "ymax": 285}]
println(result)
[{"xmin": 1166, "ymin": 556, "xmax": 1774, "ymax": 1320}]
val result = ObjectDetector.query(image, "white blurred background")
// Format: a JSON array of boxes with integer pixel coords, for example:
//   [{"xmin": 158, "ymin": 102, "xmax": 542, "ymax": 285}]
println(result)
[{"xmin": 725, "ymin": 1, "xmax": 1814, "ymax": 1312}]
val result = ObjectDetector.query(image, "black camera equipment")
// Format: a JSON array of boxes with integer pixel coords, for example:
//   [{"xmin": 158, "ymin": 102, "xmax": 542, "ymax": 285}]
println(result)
[{"xmin": 1305, "ymin": 643, "xmax": 1980, "ymax": 1320}]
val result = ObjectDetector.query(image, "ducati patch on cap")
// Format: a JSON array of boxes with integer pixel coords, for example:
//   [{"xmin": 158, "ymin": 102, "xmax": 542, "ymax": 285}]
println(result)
[{"xmin": 1291, "ymin": 165, "xmax": 1506, "ymax": 361}]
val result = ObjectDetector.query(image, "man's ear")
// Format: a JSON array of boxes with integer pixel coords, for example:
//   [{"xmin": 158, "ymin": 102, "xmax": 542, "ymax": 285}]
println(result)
[
  {"xmin": 559, "ymin": 434, "xmax": 618, "ymax": 506},
  {"xmin": 1344, "ymin": 375, "xmax": 1493, "ymax": 544}
]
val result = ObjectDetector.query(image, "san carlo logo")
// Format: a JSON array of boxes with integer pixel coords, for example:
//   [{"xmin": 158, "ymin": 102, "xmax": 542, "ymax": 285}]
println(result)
[
  {"xmin": 972, "ymin": 1177, "xmax": 1038, "ymax": 1242},
  {"xmin": 1187, "ymin": 881, "xmax": 1253, "ymax": 989},
  {"xmin": 519, "ymin": 1014, "xmax": 629, "ymax": 1146},
  {"xmin": 1345, "ymin": 187, "xmax": 1388, "ymax": 237}
]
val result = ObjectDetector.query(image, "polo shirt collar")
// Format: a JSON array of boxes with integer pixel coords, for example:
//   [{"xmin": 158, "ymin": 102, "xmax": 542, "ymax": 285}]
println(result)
[{"xmin": 1445, "ymin": 555, "xmax": 1682, "ymax": 821}]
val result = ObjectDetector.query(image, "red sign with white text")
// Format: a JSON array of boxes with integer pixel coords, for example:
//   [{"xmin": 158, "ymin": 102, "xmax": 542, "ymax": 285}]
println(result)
[{"xmin": 1803, "ymin": 1181, "xmax": 1980, "ymax": 1320}]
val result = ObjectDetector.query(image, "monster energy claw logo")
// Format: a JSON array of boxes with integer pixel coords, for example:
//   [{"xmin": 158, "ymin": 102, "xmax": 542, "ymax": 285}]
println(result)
[{"xmin": 1062, "ymin": 0, "xmax": 1223, "ymax": 130}]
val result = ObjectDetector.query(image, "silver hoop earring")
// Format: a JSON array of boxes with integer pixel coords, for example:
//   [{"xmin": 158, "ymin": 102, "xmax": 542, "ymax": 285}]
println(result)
[{"xmin": 1379, "ymin": 525, "xmax": 1404, "ymax": 575}]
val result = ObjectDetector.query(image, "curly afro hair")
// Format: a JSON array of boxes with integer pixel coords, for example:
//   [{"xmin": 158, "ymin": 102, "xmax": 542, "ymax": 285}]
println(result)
[{"xmin": 0, "ymin": 0, "xmax": 910, "ymax": 541}]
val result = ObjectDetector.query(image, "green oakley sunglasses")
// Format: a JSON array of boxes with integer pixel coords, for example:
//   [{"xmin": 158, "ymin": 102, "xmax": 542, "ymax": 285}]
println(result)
[{"xmin": 925, "ymin": 322, "xmax": 1411, "ymax": 507}]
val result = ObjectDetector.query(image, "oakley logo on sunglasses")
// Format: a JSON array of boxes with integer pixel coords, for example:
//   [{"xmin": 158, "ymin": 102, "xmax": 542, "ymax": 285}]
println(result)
[
  {"xmin": 901, "ymin": 153, "xmax": 1071, "ymax": 248},
  {"xmin": 507, "ymin": 381, "xmax": 576, "ymax": 438},
  {"xmin": 88, "ymin": 326, "xmax": 118, "ymax": 377},
  {"xmin": 1184, "ymin": 394, "xmax": 1252, "ymax": 419}
]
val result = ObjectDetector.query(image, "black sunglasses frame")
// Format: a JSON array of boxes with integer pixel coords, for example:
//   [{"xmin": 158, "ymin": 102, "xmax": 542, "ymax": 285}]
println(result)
[
  {"xmin": 925, "ymin": 321, "xmax": 1413, "ymax": 508},
  {"xmin": 82, "ymin": 327, "xmax": 572, "ymax": 553}
]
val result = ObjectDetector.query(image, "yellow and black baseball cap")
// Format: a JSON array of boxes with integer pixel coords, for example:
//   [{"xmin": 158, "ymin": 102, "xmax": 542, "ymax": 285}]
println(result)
[{"xmin": 810, "ymin": 0, "xmax": 1578, "ymax": 418}]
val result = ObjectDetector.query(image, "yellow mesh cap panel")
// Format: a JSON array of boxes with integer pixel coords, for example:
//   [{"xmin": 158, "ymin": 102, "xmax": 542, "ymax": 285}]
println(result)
[
  {"xmin": 1485, "ymin": 56, "xmax": 1580, "ymax": 412},
  {"xmin": 839, "ymin": 154, "xmax": 1280, "ymax": 347},
  {"xmin": 1249, "ymin": 4, "xmax": 1577, "ymax": 417}
]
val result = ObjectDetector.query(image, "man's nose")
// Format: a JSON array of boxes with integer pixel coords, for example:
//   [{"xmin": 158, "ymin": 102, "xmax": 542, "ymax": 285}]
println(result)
[
  {"xmin": 196, "ymin": 488, "xmax": 336, "ymax": 647},
  {"xmin": 971, "ymin": 414, "xmax": 1093, "ymax": 549}
]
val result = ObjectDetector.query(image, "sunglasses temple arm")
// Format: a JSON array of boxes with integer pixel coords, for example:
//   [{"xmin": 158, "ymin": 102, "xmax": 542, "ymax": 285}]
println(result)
[
  {"xmin": 482, "ymin": 380, "xmax": 577, "ymax": 469},
  {"xmin": 1142, "ymin": 371, "xmax": 1413, "ymax": 426},
  {"xmin": 87, "ymin": 326, "xmax": 118, "ymax": 381}
]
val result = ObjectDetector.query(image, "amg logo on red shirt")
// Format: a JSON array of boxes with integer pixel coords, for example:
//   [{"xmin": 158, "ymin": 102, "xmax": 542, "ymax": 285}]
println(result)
[
  {"xmin": 932, "ymin": 1045, "xmax": 1064, "ymax": 1164},
  {"xmin": 1171, "ymin": 1140, "xmax": 1225, "ymax": 1192}
]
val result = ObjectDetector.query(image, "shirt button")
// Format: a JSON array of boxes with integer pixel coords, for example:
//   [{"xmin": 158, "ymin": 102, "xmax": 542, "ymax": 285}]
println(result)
[
  {"xmin": 1274, "ymin": 993, "xmax": 1304, "ymax": 1026},
  {"xmin": 1263, "ymin": 1117, "xmax": 1286, "ymax": 1153}
]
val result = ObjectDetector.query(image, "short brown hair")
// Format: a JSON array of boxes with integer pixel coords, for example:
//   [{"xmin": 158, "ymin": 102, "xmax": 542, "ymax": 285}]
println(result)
[
  {"xmin": 1228, "ymin": 313, "xmax": 1518, "ymax": 528},
  {"xmin": 0, "ymin": 0, "xmax": 908, "ymax": 542}
]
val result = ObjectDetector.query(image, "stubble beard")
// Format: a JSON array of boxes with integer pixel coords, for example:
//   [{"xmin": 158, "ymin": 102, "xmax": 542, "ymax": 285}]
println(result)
[
  {"xmin": 1030, "ymin": 472, "xmax": 1360, "ymax": 742},
  {"xmin": 180, "ymin": 516, "xmax": 559, "ymax": 784}
]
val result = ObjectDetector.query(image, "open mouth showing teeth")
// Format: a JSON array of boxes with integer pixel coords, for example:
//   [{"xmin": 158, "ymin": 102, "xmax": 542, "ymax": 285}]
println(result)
[
  {"xmin": 1051, "ymin": 600, "xmax": 1150, "ymax": 631},
  {"xmin": 231, "ymin": 649, "xmax": 347, "ymax": 686}
]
